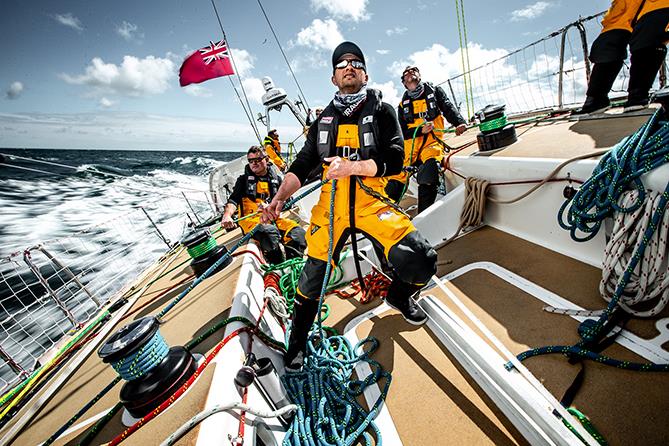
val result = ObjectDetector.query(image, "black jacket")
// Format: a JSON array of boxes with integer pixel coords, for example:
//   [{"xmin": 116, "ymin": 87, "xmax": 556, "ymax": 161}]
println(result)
[{"xmin": 288, "ymin": 89, "xmax": 404, "ymax": 184}]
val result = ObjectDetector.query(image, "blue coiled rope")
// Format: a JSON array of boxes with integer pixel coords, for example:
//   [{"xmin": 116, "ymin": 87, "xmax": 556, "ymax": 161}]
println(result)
[
  {"xmin": 512, "ymin": 108, "xmax": 669, "ymax": 371},
  {"xmin": 110, "ymin": 331, "xmax": 170, "ymax": 380},
  {"xmin": 282, "ymin": 179, "xmax": 392, "ymax": 446},
  {"xmin": 558, "ymin": 109, "xmax": 669, "ymax": 242}
]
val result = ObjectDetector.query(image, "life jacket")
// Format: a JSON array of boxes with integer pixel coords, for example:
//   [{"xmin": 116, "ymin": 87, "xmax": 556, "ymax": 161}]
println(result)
[
  {"xmin": 602, "ymin": 0, "xmax": 669, "ymax": 33},
  {"xmin": 316, "ymin": 89, "xmax": 382, "ymax": 162},
  {"xmin": 263, "ymin": 136, "xmax": 281, "ymax": 153},
  {"xmin": 399, "ymin": 82, "xmax": 444, "ymax": 125},
  {"xmin": 312, "ymin": 89, "xmax": 390, "ymax": 219},
  {"xmin": 239, "ymin": 164, "xmax": 281, "ymax": 217}
]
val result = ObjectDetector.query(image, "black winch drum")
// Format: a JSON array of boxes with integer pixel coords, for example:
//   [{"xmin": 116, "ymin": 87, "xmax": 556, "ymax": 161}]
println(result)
[
  {"xmin": 181, "ymin": 228, "xmax": 232, "ymax": 277},
  {"xmin": 477, "ymin": 124, "xmax": 518, "ymax": 152},
  {"xmin": 98, "ymin": 316, "xmax": 197, "ymax": 420}
]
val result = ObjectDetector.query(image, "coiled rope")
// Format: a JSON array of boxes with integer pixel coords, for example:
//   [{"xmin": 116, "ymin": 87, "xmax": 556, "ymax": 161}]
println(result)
[{"xmin": 515, "ymin": 108, "xmax": 669, "ymax": 371}]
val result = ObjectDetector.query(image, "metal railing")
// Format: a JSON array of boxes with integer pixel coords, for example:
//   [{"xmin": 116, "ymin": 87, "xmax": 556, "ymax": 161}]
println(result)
[
  {"xmin": 438, "ymin": 11, "xmax": 668, "ymax": 117},
  {"xmin": 0, "ymin": 192, "xmax": 214, "ymax": 394}
]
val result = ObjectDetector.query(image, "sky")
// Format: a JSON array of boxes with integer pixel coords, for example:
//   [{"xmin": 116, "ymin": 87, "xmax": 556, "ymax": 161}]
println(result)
[{"xmin": 1, "ymin": 0, "xmax": 611, "ymax": 151}]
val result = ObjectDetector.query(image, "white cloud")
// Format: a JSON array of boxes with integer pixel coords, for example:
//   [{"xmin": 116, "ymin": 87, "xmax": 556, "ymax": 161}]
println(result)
[
  {"xmin": 241, "ymin": 77, "xmax": 265, "ymax": 103},
  {"xmin": 183, "ymin": 85, "xmax": 212, "ymax": 98},
  {"xmin": 116, "ymin": 21, "xmax": 144, "ymax": 42},
  {"xmin": 5, "ymin": 82, "xmax": 24, "ymax": 100},
  {"xmin": 229, "ymin": 48, "xmax": 255, "ymax": 78},
  {"xmin": 510, "ymin": 2, "xmax": 552, "ymax": 21},
  {"xmin": 376, "ymin": 49, "xmax": 390, "ymax": 55},
  {"xmin": 389, "ymin": 43, "xmax": 511, "ymax": 85},
  {"xmin": 294, "ymin": 19, "xmax": 344, "ymax": 51},
  {"xmin": 60, "ymin": 55, "xmax": 175, "ymax": 97},
  {"xmin": 99, "ymin": 97, "xmax": 116, "ymax": 108},
  {"xmin": 52, "ymin": 13, "xmax": 83, "ymax": 31},
  {"xmin": 388, "ymin": 40, "xmax": 594, "ymax": 114},
  {"xmin": 310, "ymin": 0, "xmax": 369, "ymax": 21},
  {"xmin": 368, "ymin": 81, "xmax": 401, "ymax": 107},
  {"xmin": 385, "ymin": 27, "xmax": 407, "ymax": 37}
]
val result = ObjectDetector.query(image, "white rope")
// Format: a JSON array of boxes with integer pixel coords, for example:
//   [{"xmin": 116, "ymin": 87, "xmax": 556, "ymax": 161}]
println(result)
[
  {"xmin": 601, "ymin": 189, "xmax": 669, "ymax": 317},
  {"xmin": 545, "ymin": 189, "xmax": 669, "ymax": 317},
  {"xmin": 159, "ymin": 402, "xmax": 297, "ymax": 446},
  {"xmin": 266, "ymin": 286, "xmax": 291, "ymax": 323}
]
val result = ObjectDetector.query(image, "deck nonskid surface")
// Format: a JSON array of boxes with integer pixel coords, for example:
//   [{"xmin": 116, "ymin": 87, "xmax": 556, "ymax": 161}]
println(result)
[{"xmin": 431, "ymin": 226, "xmax": 669, "ymax": 446}]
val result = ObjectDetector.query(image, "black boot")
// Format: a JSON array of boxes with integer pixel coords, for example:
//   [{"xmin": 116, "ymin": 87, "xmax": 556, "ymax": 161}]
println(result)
[
  {"xmin": 417, "ymin": 183, "xmax": 438, "ymax": 213},
  {"xmin": 573, "ymin": 61, "xmax": 623, "ymax": 115},
  {"xmin": 625, "ymin": 46, "xmax": 667, "ymax": 112},
  {"xmin": 385, "ymin": 280, "xmax": 427, "ymax": 325},
  {"xmin": 264, "ymin": 248, "xmax": 285, "ymax": 265},
  {"xmin": 284, "ymin": 297, "xmax": 320, "ymax": 370}
]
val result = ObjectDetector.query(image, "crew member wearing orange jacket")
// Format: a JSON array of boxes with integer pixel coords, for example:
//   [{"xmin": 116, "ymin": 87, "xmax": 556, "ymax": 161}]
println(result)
[
  {"xmin": 575, "ymin": 0, "xmax": 669, "ymax": 114},
  {"xmin": 263, "ymin": 129, "xmax": 287, "ymax": 172}
]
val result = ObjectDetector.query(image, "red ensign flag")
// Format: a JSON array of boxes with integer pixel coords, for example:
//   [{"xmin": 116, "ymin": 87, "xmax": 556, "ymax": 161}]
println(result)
[{"xmin": 179, "ymin": 40, "xmax": 235, "ymax": 87}]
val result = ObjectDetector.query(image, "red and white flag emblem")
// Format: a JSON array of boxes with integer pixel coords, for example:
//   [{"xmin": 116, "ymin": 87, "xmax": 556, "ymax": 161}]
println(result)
[
  {"xmin": 179, "ymin": 38, "xmax": 235, "ymax": 87},
  {"xmin": 199, "ymin": 40, "xmax": 230, "ymax": 65}
]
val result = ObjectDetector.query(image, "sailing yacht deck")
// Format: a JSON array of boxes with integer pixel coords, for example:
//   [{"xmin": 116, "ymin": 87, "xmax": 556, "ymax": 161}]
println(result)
[
  {"xmin": 447, "ymin": 108, "xmax": 655, "ymax": 159},
  {"xmin": 2, "ymin": 230, "xmax": 244, "ymax": 446},
  {"xmin": 327, "ymin": 225, "xmax": 669, "ymax": 446}
]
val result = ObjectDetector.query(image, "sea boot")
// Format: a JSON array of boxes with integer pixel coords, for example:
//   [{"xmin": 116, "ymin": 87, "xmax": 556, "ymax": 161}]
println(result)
[
  {"xmin": 625, "ymin": 46, "xmax": 668, "ymax": 112},
  {"xmin": 573, "ymin": 61, "xmax": 623, "ymax": 115},
  {"xmin": 284, "ymin": 297, "xmax": 320, "ymax": 370},
  {"xmin": 417, "ymin": 183, "xmax": 438, "ymax": 213},
  {"xmin": 384, "ymin": 279, "xmax": 427, "ymax": 325}
]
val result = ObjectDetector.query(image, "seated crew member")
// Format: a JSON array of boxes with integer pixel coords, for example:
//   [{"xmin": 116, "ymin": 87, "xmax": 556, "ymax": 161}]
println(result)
[
  {"xmin": 261, "ymin": 41, "xmax": 438, "ymax": 369},
  {"xmin": 263, "ymin": 129, "xmax": 287, "ymax": 172},
  {"xmin": 385, "ymin": 65, "xmax": 467, "ymax": 213},
  {"xmin": 574, "ymin": 0, "xmax": 669, "ymax": 114},
  {"xmin": 221, "ymin": 146, "xmax": 306, "ymax": 264}
]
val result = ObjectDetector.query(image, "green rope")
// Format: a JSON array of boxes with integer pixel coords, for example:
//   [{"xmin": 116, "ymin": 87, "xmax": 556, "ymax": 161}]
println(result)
[
  {"xmin": 186, "ymin": 236, "xmax": 218, "ymax": 259},
  {"xmin": 512, "ymin": 109, "xmax": 669, "ymax": 371},
  {"xmin": 563, "ymin": 407, "xmax": 609, "ymax": 446},
  {"xmin": 479, "ymin": 115, "xmax": 507, "ymax": 133}
]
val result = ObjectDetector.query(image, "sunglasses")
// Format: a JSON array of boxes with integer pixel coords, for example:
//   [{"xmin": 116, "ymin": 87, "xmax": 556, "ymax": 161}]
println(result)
[
  {"xmin": 335, "ymin": 59, "xmax": 365, "ymax": 70},
  {"xmin": 403, "ymin": 67, "xmax": 419, "ymax": 77},
  {"xmin": 247, "ymin": 156, "xmax": 266, "ymax": 165}
]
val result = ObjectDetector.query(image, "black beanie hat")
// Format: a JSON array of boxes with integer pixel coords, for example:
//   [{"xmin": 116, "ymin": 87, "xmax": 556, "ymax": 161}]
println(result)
[{"xmin": 332, "ymin": 41, "xmax": 366, "ymax": 71}]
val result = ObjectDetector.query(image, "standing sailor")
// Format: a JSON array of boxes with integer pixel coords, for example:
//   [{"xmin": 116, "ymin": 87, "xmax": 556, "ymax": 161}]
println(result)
[
  {"xmin": 574, "ymin": 0, "xmax": 669, "ymax": 114},
  {"xmin": 222, "ymin": 146, "xmax": 306, "ymax": 264},
  {"xmin": 261, "ymin": 42, "xmax": 437, "ymax": 369},
  {"xmin": 263, "ymin": 129, "xmax": 287, "ymax": 172},
  {"xmin": 385, "ymin": 66, "xmax": 467, "ymax": 213}
]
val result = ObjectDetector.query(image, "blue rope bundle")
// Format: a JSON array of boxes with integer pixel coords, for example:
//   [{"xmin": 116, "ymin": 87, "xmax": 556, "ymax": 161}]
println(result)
[
  {"xmin": 513, "ymin": 109, "xmax": 669, "ymax": 371},
  {"xmin": 558, "ymin": 109, "xmax": 669, "ymax": 242},
  {"xmin": 282, "ymin": 334, "xmax": 391, "ymax": 446},
  {"xmin": 111, "ymin": 331, "xmax": 169, "ymax": 381},
  {"xmin": 282, "ymin": 179, "xmax": 392, "ymax": 445}
]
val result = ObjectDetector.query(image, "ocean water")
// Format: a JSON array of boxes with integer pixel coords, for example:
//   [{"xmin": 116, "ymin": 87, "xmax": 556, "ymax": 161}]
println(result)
[
  {"xmin": 0, "ymin": 148, "xmax": 244, "ymax": 256},
  {"xmin": 0, "ymin": 148, "xmax": 244, "ymax": 387}
]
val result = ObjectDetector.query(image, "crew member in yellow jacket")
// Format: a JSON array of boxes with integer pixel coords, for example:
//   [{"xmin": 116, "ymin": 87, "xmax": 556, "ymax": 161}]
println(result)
[
  {"xmin": 263, "ymin": 129, "xmax": 287, "ymax": 172},
  {"xmin": 385, "ymin": 66, "xmax": 467, "ymax": 213},
  {"xmin": 574, "ymin": 0, "xmax": 669, "ymax": 114},
  {"xmin": 261, "ymin": 42, "xmax": 437, "ymax": 370},
  {"xmin": 221, "ymin": 146, "xmax": 305, "ymax": 264}
]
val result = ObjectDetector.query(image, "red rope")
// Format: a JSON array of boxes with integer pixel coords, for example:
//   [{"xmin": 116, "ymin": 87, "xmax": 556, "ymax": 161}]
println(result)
[
  {"xmin": 334, "ymin": 270, "xmax": 391, "ymax": 304},
  {"xmin": 233, "ymin": 249, "xmax": 266, "ymax": 265}
]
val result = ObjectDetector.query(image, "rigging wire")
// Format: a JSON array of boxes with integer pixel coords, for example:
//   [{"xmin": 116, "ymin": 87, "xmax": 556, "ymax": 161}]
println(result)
[
  {"xmin": 209, "ymin": 0, "xmax": 263, "ymax": 144},
  {"xmin": 256, "ymin": 0, "xmax": 311, "ymax": 112}
]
